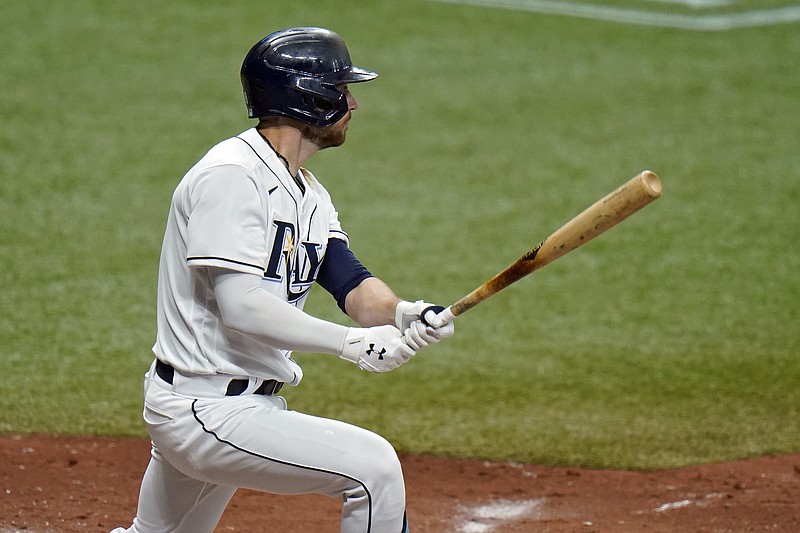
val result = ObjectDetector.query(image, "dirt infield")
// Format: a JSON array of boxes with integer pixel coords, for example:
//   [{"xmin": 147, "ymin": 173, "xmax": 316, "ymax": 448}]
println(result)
[{"xmin": 1, "ymin": 434, "xmax": 798, "ymax": 532}]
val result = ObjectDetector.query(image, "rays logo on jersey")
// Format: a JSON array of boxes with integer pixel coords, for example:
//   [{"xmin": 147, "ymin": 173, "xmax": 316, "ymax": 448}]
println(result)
[{"xmin": 263, "ymin": 220, "xmax": 323, "ymax": 303}]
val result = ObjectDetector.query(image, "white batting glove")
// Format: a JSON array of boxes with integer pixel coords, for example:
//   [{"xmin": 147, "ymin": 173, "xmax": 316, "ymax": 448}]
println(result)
[
  {"xmin": 402, "ymin": 319, "xmax": 455, "ymax": 350},
  {"xmin": 340, "ymin": 325, "xmax": 416, "ymax": 373},
  {"xmin": 396, "ymin": 300, "xmax": 455, "ymax": 351},
  {"xmin": 395, "ymin": 300, "xmax": 436, "ymax": 331}
]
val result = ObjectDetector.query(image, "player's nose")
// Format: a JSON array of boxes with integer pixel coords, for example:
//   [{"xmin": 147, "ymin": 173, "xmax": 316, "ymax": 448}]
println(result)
[{"xmin": 344, "ymin": 88, "xmax": 358, "ymax": 111}]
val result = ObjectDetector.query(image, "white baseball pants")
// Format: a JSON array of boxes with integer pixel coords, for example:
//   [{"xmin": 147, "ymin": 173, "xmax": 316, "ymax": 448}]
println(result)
[{"xmin": 110, "ymin": 363, "xmax": 408, "ymax": 533}]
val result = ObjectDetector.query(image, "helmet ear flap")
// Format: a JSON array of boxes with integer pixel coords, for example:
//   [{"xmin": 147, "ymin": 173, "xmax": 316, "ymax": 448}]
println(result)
[{"xmin": 294, "ymin": 77, "xmax": 348, "ymax": 123}]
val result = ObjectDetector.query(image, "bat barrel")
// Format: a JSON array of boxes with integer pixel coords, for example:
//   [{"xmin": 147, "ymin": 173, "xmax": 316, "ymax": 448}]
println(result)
[
  {"xmin": 442, "ymin": 170, "xmax": 662, "ymax": 322},
  {"xmin": 534, "ymin": 170, "xmax": 662, "ymax": 269},
  {"xmin": 641, "ymin": 170, "xmax": 663, "ymax": 196}
]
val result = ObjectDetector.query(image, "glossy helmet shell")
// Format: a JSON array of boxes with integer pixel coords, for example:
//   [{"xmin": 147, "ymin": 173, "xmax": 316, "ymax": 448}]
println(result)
[{"xmin": 240, "ymin": 27, "xmax": 378, "ymax": 127}]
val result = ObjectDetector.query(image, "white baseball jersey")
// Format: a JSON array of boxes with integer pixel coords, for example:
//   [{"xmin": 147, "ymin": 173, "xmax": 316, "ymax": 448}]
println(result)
[{"xmin": 153, "ymin": 127, "xmax": 346, "ymax": 384}]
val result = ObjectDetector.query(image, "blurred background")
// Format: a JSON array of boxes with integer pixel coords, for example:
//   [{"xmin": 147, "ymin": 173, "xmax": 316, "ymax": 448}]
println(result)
[{"xmin": 1, "ymin": 0, "xmax": 798, "ymax": 469}]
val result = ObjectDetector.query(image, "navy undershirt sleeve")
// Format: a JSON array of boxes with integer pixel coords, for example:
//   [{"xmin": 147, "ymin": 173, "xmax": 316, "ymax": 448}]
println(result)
[{"xmin": 316, "ymin": 238, "xmax": 373, "ymax": 315}]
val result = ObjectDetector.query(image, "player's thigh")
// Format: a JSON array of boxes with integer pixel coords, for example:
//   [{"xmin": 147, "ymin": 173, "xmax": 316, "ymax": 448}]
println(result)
[
  {"xmin": 190, "ymin": 395, "xmax": 404, "ymax": 497},
  {"xmin": 131, "ymin": 445, "xmax": 236, "ymax": 533}
]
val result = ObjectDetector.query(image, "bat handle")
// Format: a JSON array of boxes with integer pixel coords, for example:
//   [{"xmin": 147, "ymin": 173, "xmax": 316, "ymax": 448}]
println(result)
[{"xmin": 421, "ymin": 305, "xmax": 456, "ymax": 327}]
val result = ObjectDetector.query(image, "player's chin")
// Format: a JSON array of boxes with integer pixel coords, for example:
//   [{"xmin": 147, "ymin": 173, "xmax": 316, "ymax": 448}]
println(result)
[
  {"xmin": 303, "ymin": 116, "xmax": 350, "ymax": 150},
  {"xmin": 317, "ymin": 128, "xmax": 348, "ymax": 150},
  {"xmin": 324, "ymin": 136, "xmax": 347, "ymax": 150}
]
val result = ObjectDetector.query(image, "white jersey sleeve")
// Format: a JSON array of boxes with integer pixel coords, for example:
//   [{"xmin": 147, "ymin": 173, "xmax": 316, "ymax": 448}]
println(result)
[{"xmin": 184, "ymin": 165, "xmax": 267, "ymax": 275}]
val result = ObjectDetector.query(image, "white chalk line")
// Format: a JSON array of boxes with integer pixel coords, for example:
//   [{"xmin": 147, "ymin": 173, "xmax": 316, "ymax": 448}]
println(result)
[
  {"xmin": 429, "ymin": 0, "xmax": 800, "ymax": 30},
  {"xmin": 643, "ymin": 0, "xmax": 736, "ymax": 9},
  {"xmin": 655, "ymin": 498, "xmax": 694, "ymax": 512},
  {"xmin": 643, "ymin": 492, "xmax": 727, "ymax": 514},
  {"xmin": 454, "ymin": 498, "xmax": 545, "ymax": 532}
]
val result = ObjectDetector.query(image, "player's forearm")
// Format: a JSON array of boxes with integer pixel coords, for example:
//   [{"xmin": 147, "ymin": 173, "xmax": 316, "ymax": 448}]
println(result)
[
  {"xmin": 211, "ymin": 269, "xmax": 349, "ymax": 354},
  {"xmin": 343, "ymin": 277, "xmax": 402, "ymax": 327}
]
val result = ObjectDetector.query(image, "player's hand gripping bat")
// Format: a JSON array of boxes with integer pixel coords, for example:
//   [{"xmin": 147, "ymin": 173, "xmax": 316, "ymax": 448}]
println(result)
[{"xmin": 423, "ymin": 170, "xmax": 663, "ymax": 327}]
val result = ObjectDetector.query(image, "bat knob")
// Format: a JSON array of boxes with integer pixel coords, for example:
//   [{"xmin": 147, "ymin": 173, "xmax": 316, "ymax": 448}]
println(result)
[{"xmin": 420, "ymin": 305, "xmax": 446, "ymax": 327}]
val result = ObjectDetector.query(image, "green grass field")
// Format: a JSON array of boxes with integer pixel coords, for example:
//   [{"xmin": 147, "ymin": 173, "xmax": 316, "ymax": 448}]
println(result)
[{"xmin": 1, "ymin": 0, "xmax": 798, "ymax": 469}]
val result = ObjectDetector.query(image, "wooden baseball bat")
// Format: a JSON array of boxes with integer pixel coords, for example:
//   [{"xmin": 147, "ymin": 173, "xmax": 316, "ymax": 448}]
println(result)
[{"xmin": 427, "ymin": 170, "xmax": 662, "ymax": 326}]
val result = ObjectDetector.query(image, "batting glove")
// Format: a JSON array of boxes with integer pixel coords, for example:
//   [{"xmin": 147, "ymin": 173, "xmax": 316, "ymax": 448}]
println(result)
[
  {"xmin": 340, "ymin": 325, "xmax": 416, "ymax": 373},
  {"xmin": 402, "ymin": 319, "xmax": 455, "ymax": 350},
  {"xmin": 395, "ymin": 300, "xmax": 436, "ymax": 331},
  {"xmin": 395, "ymin": 300, "xmax": 455, "ymax": 350}
]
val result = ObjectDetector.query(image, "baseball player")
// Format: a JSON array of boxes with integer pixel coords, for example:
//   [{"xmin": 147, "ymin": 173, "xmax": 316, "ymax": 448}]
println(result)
[{"xmin": 110, "ymin": 27, "xmax": 453, "ymax": 533}]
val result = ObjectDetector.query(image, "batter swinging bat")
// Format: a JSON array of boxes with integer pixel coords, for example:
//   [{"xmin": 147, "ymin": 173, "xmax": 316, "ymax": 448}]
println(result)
[{"xmin": 425, "ymin": 170, "xmax": 662, "ymax": 327}]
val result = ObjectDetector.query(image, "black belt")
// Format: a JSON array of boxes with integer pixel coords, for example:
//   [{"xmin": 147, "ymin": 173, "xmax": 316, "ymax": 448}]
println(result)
[{"xmin": 155, "ymin": 360, "xmax": 284, "ymax": 396}]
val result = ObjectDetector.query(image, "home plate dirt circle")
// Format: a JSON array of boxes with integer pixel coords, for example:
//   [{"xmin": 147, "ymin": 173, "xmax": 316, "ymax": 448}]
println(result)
[{"xmin": 1, "ymin": 435, "xmax": 799, "ymax": 532}]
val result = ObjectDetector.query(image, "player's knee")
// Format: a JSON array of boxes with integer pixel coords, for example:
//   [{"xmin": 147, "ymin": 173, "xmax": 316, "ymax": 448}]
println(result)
[
  {"xmin": 351, "ymin": 435, "xmax": 406, "ymax": 517},
  {"xmin": 360, "ymin": 434, "xmax": 403, "ymax": 487}
]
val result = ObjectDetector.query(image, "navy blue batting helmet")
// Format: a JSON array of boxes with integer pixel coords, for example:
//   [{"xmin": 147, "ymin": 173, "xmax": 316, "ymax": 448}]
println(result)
[{"xmin": 240, "ymin": 27, "xmax": 378, "ymax": 127}]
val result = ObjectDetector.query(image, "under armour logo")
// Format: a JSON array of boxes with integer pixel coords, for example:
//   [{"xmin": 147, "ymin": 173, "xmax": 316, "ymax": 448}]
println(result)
[{"xmin": 366, "ymin": 344, "xmax": 387, "ymax": 360}]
